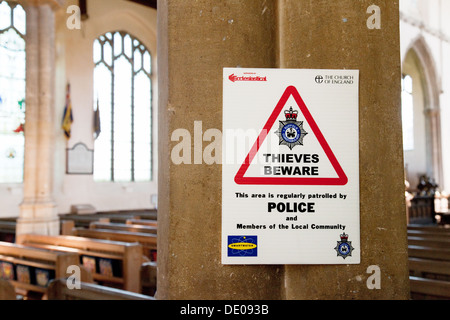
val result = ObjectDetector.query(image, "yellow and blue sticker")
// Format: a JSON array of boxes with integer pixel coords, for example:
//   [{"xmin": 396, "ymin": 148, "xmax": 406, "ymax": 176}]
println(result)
[{"xmin": 227, "ymin": 236, "xmax": 258, "ymax": 257}]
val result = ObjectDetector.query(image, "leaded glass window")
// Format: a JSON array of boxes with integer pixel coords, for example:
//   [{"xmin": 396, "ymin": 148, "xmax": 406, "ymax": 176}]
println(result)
[
  {"xmin": 0, "ymin": 1, "xmax": 26, "ymax": 183},
  {"xmin": 402, "ymin": 74, "xmax": 414, "ymax": 151},
  {"xmin": 93, "ymin": 31, "xmax": 152, "ymax": 182}
]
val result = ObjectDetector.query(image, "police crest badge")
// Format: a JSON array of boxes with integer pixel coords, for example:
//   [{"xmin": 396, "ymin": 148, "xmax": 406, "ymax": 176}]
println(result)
[
  {"xmin": 334, "ymin": 233, "xmax": 354, "ymax": 259},
  {"xmin": 275, "ymin": 106, "xmax": 308, "ymax": 150}
]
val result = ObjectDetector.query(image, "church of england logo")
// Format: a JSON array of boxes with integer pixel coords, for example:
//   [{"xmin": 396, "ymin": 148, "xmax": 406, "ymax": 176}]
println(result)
[
  {"xmin": 275, "ymin": 106, "xmax": 308, "ymax": 150},
  {"xmin": 334, "ymin": 233, "xmax": 354, "ymax": 259}
]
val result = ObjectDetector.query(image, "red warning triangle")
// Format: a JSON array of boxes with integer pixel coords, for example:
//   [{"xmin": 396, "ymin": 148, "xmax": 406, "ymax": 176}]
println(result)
[{"xmin": 234, "ymin": 86, "xmax": 348, "ymax": 186}]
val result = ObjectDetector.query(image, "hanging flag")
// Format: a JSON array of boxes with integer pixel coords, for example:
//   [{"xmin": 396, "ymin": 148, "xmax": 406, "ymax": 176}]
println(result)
[
  {"xmin": 62, "ymin": 83, "xmax": 73, "ymax": 139},
  {"xmin": 18, "ymin": 98, "xmax": 25, "ymax": 110},
  {"xmin": 13, "ymin": 123, "xmax": 24, "ymax": 133},
  {"xmin": 93, "ymin": 98, "xmax": 101, "ymax": 139}
]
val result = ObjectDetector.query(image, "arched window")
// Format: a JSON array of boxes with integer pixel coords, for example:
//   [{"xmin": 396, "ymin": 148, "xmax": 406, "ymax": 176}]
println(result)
[
  {"xmin": 93, "ymin": 31, "xmax": 153, "ymax": 182},
  {"xmin": 401, "ymin": 74, "xmax": 414, "ymax": 151},
  {"xmin": 0, "ymin": 1, "xmax": 26, "ymax": 183}
]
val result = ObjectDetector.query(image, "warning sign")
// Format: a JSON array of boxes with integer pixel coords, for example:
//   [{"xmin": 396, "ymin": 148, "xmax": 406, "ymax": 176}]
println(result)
[
  {"xmin": 234, "ymin": 85, "xmax": 348, "ymax": 186},
  {"xmin": 222, "ymin": 68, "xmax": 360, "ymax": 265}
]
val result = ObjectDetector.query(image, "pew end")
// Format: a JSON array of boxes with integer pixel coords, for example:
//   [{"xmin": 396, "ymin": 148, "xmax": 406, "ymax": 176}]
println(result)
[
  {"xmin": 0, "ymin": 279, "xmax": 19, "ymax": 300},
  {"xmin": 140, "ymin": 261, "xmax": 157, "ymax": 296},
  {"xmin": 61, "ymin": 220, "xmax": 75, "ymax": 236}
]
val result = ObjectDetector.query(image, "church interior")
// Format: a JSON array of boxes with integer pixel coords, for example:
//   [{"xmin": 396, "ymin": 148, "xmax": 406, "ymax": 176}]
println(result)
[{"xmin": 0, "ymin": 0, "xmax": 449, "ymax": 301}]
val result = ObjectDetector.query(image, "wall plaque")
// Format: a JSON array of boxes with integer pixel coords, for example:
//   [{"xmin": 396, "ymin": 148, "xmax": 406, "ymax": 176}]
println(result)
[{"xmin": 66, "ymin": 142, "xmax": 94, "ymax": 175}]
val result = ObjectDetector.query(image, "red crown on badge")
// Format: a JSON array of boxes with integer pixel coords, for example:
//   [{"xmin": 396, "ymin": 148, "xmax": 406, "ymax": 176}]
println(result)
[
  {"xmin": 284, "ymin": 107, "xmax": 298, "ymax": 120},
  {"xmin": 340, "ymin": 233, "xmax": 349, "ymax": 242}
]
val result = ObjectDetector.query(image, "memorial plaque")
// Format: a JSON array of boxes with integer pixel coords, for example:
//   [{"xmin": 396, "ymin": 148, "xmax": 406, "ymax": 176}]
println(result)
[{"xmin": 66, "ymin": 143, "xmax": 94, "ymax": 175}]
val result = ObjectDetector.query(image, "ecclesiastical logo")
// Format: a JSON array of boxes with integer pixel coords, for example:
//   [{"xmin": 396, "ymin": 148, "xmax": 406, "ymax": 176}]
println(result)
[
  {"xmin": 275, "ymin": 106, "xmax": 308, "ymax": 150},
  {"xmin": 334, "ymin": 233, "xmax": 354, "ymax": 259}
]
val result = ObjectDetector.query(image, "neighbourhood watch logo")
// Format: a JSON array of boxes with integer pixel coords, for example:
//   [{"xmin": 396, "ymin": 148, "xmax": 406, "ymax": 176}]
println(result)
[{"xmin": 229, "ymin": 73, "xmax": 267, "ymax": 83}]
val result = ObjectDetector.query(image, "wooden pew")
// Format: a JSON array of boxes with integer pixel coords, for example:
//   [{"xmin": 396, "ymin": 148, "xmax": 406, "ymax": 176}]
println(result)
[
  {"xmin": 408, "ymin": 245, "xmax": 450, "ymax": 262},
  {"xmin": 62, "ymin": 222, "xmax": 157, "ymax": 294},
  {"xmin": 410, "ymin": 276, "xmax": 450, "ymax": 300},
  {"xmin": 126, "ymin": 219, "xmax": 157, "ymax": 227},
  {"xmin": 408, "ymin": 225, "xmax": 450, "ymax": 233},
  {"xmin": 407, "ymin": 230, "xmax": 450, "ymax": 240},
  {"xmin": 90, "ymin": 222, "xmax": 157, "ymax": 235},
  {"xmin": 409, "ymin": 258, "xmax": 450, "ymax": 281},
  {"xmin": 408, "ymin": 224, "xmax": 450, "ymax": 299},
  {"xmin": 47, "ymin": 279, "xmax": 154, "ymax": 300},
  {"xmin": 61, "ymin": 222, "xmax": 157, "ymax": 292},
  {"xmin": 16, "ymin": 234, "xmax": 143, "ymax": 293},
  {"xmin": 66, "ymin": 228, "xmax": 157, "ymax": 262},
  {"xmin": 407, "ymin": 236, "xmax": 450, "ymax": 249},
  {"xmin": 0, "ymin": 241, "xmax": 79, "ymax": 298},
  {"xmin": 407, "ymin": 226, "xmax": 450, "ymax": 249},
  {"xmin": 62, "ymin": 220, "xmax": 157, "ymax": 248},
  {"xmin": 59, "ymin": 210, "xmax": 157, "ymax": 228},
  {"xmin": 63, "ymin": 221, "xmax": 157, "ymax": 294},
  {"xmin": 60, "ymin": 215, "xmax": 117, "ymax": 229}
]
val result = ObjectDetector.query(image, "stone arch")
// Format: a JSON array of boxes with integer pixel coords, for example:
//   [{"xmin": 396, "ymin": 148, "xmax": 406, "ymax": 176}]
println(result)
[{"xmin": 402, "ymin": 35, "xmax": 443, "ymax": 189}]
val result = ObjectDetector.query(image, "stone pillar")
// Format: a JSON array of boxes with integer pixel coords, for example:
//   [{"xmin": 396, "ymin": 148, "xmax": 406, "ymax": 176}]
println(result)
[
  {"xmin": 278, "ymin": 0, "xmax": 409, "ymax": 300},
  {"xmin": 158, "ymin": 0, "xmax": 282, "ymax": 300},
  {"xmin": 425, "ymin": 107, "xmax": 443, "ymax": 187},
  {"xmin": 16, "ymin": 0, "xmax": 63, "ymax": 236},
  {"xmin": 158, "ymin": 0, "xmax": 410, "ymax": 300}
]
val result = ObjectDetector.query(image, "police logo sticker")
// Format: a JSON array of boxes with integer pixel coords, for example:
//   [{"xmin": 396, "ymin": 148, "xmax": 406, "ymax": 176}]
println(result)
[
  {"xmin": 275, "ymin": 106, "xmax": 308, "ymax": 150},
  {"xmin": 334, "ymin": 233, "xmax": 354, "ymax": 259}
]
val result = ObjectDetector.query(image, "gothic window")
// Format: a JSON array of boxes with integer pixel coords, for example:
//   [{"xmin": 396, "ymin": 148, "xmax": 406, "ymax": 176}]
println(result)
[
  {"xmin": 401, "ymin": 74, "xmax": 414, "ymax": 151},
  {"xmin": 0, "ymin": 1, "xmax": 26, "ymax": 183},
  {"xmin": 93, "ymin": 31, "xmax": 153, "ymax": 182}
]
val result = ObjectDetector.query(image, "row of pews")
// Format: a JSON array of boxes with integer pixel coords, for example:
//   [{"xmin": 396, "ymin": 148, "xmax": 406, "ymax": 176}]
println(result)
[
  {"xmin": 0, "ymin": 210, "xmax": 158, "ymax": 300},
  {"xmin": 2, "ymin": 209, "xmax": 448, "ymax": 300},
  {"xmin": 408, "ymin": 224, "xmax": 450, "ymax": 300}
]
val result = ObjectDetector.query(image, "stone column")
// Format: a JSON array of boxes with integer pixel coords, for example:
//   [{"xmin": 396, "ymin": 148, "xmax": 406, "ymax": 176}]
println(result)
[
  {"xmin": 158, "ymin": 0, "xmax": 410, "ymax": 300},
  {"xmin": 158, "ymin": 0, "xmax": 282, "ymax": 300},
  {"xmin": 278, "ymin": 0, "xmax": 410, "ymax": 300},
  {"xmin": 16, "ymin": 0, "xmax": 64, "ymax": 236},
  {"xmin": 425, "ymin": 107, "xmax": 443, "ymax": 187}
]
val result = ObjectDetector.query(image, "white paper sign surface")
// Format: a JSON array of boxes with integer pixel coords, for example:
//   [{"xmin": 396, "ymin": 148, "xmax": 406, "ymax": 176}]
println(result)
[{"xmin": 222, "ymin": 68, "xmax": 360, "ymax": 265}]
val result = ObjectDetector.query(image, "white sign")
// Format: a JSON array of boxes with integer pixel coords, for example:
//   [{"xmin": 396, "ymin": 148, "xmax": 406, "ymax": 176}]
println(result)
[
  {"xmin": 222, "ymin": 68, "xmax": 360, "ymax": 265},
  {"xmin": 66, "ymin": 143, "xmax": 94, "ymax": 175}
]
